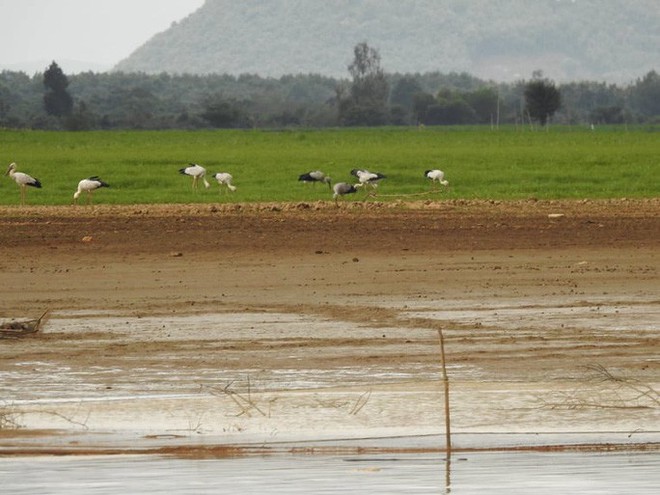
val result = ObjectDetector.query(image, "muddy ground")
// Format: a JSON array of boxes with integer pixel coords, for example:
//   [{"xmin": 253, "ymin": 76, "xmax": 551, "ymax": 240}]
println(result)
[{"xmin": 0, "ymin": 199, "xmax": 658, "ymax": 455}]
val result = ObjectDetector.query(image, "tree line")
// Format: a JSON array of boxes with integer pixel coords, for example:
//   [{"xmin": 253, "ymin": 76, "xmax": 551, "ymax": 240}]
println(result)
[{"xmin": 1, "ymin": 44, "xmax": 658, "ymax": 131}]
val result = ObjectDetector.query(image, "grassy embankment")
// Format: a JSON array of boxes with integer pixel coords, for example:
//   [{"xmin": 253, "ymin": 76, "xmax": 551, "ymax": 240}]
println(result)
[{"xmin": 1, "ymin": 126, "xmax": 658, "ymax": 205}]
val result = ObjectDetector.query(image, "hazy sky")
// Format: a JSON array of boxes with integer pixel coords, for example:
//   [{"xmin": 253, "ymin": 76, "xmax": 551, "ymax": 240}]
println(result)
[{"xmin": 0, "ymin": 0, "xmax": 205, "ymax": 73}]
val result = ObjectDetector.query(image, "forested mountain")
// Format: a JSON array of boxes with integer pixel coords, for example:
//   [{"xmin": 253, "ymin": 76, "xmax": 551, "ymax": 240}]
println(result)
[{"xmin": 114, "ymin": 0, "xmax": 659, "ymax": 84}]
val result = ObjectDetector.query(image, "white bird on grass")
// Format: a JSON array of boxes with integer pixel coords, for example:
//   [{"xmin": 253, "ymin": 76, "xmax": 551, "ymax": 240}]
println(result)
[
  {"xmin": 350, "ymin": 168, "xmax": 386, "ymax": 197},
  {"xmin": 351, "ymin": 168, "xmax": 386, "ymax": 188},
  {"xmin": 4, "ymin": 162, "xmax": 42, "ymax": 205},
  {"xmin": 332, "ymin": 182, "xmax": 358, "ymax": 205},
  {"xmin": 212, "ymin": 172, "xmax": 237, "ymax": 192},
  {"xmin": 424, "ymin": 169, "xmax": 449, "ymax": 187},
  {"xmin": 73, "ymin": 176, "xmax": 110, "ymax": 204},
  {"xmin": 179, "ymin": 163, "xmax": 210, "ymax": 190},
  {"xmin": 298, "ymin": 170, "xmax": 332, "ymax": 189}
]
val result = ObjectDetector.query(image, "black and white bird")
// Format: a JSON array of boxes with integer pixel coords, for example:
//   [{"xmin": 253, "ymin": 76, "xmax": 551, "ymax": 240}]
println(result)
[
  {"xmin": 4, "ymin": 162, "xmax": 42, "ymax": 205},
  {"xmin": 350, "ymin": 169, "xmax": 386, "ymax": 197},
  {"xmin": 73, "ymin": 176, "xmax": 110, "ymax": 204},
  {"xmin": 179, "ymin": 163, "xmax": 210, "ymax": 190},
  {"xmin": 332, "ymin": 182, "xmax": 358, "ymax": 205},
  {"xmin": 212, "ymin": 172, "xmax": 237, "ymax": 192},
  {"xmin": 298, "ymin": 170, "xmax": 332, "ymax": 189},
  {"xmin": 424, "ymin": 169, "xmax": 449, "ymax": 187},
  {"xmin": 350, "ymin": 168, "xmax": 386, "ymax": 188}
]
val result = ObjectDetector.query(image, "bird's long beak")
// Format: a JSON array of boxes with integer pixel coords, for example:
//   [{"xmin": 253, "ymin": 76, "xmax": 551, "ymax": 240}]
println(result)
[{"xmin": 3, "ymin": 167, "xmax": 10, "ymax": 176}]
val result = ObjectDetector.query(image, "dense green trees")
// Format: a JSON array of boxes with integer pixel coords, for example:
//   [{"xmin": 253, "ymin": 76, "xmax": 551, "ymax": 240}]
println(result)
[
  {"xmin": 629, "ymin": 70, "xmax": 660, "ymax": 118},
  {"xmin": 0, "ymin": 62, "xmax": 658, "ymax": 130}
]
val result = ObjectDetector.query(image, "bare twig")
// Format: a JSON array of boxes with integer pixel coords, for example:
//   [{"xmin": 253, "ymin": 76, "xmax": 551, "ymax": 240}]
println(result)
[
  {"xmin": 349, "ymin": 390, "xmax": 371, "ymax": 415},
  {"xmin": 205, "ymin": 378, "xmax": 268, "ymax": 417}
]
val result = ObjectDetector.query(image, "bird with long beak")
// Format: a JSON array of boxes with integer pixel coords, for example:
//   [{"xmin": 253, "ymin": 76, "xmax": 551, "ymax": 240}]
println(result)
[
  {"xmin": 4, "ymin": 162, "xmax": 42, "ymax": 205},
  {"xmin": 73, "ymin": 176, "xmax": 110, "ymax": 204},
  {"xmin": 179, "ymin": 163, "xmax": 211, "ymax": 190},
  {"xmin": 298, "ymin": 170, "xmax": 332, "ymax": 189}
]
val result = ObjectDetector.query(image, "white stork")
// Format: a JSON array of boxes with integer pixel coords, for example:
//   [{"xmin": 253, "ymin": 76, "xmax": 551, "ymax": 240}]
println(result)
[
  {"xmin": 299, "ymin": 170, "xmax": 332, "ymax": 189},
  {"xmin": 212, "ymin": 172, "xmax": 237, "ymax": 192},
  {"xmin": 425, "ymin": 169, "xmax": 449, "ymax": 187},
  {"xmin": 4, "ymin": 162, "xmax": 42, "ymax": 205},
  {"xmin": 179, "ymin": 163, "xmax": 210, "ymax": 190},
  {"xmin": 332, "ymin": 182, "xmax": 358, "ymax": 205},
  {"xmin": 73, "ymin": 176, "xmax": 110, "ymax": 204}
]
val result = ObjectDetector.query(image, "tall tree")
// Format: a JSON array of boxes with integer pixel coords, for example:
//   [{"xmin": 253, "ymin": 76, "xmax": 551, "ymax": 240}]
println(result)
[
  {"xmin": 524, "ymin": 73, "xmax": 561, "ymax": 126},
  {"xmin": 43, "ymin": 61, "xmax": 73, "ymax": 117},
  {"xmin": 338, "ymin": 42, "xmax": 389, "ymax": 126}
]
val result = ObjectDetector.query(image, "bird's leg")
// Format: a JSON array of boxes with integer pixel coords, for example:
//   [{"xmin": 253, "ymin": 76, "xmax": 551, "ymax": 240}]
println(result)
[
  {"xmin": 192, "ymin": 176, "xmax": 198, "ymax": 191},
  {"xmin": 87, "ymin": 191, "xmax": 93, "ymax": 205},
  {"xmin": 20, "ymin": 185, "xmax": 26, "ymax": 206}
]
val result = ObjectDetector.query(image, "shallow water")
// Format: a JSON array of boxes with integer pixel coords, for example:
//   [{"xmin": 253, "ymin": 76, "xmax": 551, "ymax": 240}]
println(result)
[
  {"xmin": 2, "ymin": 452, "xmax": 658, "ymax": 494},
  {"xmin": 2, "ymin": 307, "xmax": 658, "ymax": 445}
]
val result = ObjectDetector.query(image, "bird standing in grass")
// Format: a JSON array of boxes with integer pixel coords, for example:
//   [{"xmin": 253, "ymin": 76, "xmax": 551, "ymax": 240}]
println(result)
[
  {"xmin": 350, "ymin": 168, "xmax": 386, "ymax": 196},
  {"xmin": 298, "ymin": 170, "xmax": 332, "ymax": 189},
  {"xmin": 424, "ymin": 169, "xmax": 449, "ymax": 187},
  {"xmin": 73, "ymin": 176, "xmax": 110, "ymax": 204},
  {"xmin": 212, "ymin": 172, "xmax": 237, "ymax": 193},
  {"xmin": 179, "ymin": 163, "xmax": 210, "ymax": 190},
  {"xmin": 332, "ymin": 182, "xmax": 358, "ymax": 205},
  {"xmin": 4, "ymin": 162, "xmax": 42, "ymax": 205}
]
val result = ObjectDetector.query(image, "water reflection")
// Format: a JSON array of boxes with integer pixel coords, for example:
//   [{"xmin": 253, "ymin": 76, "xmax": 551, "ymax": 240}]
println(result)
[{"xmin": 2, "ymin": 451, "xmax": 658, "ymax": 494}]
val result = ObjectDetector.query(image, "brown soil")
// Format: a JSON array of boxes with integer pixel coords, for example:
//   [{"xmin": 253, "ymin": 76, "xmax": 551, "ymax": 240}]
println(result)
[
  {"xmin": 1, "ymin": 199, "xmax": 658, "ymax": 454},
  {"xmin": 1, "ymin": 198, "xmax": 658, "ymax": 313}
]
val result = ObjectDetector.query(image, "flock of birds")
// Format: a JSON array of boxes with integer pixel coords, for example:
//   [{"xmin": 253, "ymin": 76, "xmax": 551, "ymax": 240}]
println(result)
[
  {"xmin": 4, "ymin": 161, "xmax": 448, "ymax": 206},
  {"xmin": 180, "ymin": 163, "xmax": 449, "ymax": 204},
  {"xmin": 304, "ymin": 167, "xmax": 449, "ymax": 204},
  {"xmin": 4, "ymin": 162, "xmax": 110, "ymax": 205}
]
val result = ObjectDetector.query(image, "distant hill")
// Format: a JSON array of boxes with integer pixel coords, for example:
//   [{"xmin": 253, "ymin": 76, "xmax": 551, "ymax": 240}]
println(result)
[{"xmin": 114, "ymin": 0, "xmax": 659, "ymax": 83}]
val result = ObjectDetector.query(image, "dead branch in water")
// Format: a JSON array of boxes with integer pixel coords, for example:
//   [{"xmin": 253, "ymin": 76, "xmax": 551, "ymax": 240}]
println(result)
[
  {"xmin": 539, "ymin": 364, "xmax": 659, "ymax": 410},
  {"xmin": 204, "ymin": 378, "xmax": 268, "ymax": 418},
  {"xmin": 0, "ymin": 309, "xmax": 50, "ymax": 338}
]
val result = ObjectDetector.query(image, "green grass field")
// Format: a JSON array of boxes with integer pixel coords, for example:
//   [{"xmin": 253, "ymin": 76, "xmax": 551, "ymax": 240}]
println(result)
[{"xmin": 1, "ymin": 126, "xmax": 658, "ymax": 205}]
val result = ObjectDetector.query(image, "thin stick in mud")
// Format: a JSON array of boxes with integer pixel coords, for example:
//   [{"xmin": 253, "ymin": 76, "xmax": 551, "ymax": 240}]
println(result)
[{"xmin": 438, "ymin": 328, "xmax": 451, "ymax": 456}]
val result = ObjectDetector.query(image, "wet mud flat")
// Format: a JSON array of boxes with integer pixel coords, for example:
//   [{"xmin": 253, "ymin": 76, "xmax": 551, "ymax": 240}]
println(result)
[
  {"xmin": 1, "ymin": 299, "xmax": 658, "ymax": 456},
  {"xmin": 1, "ymin": 200, "xmax": 659, "ymax": 461}
]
